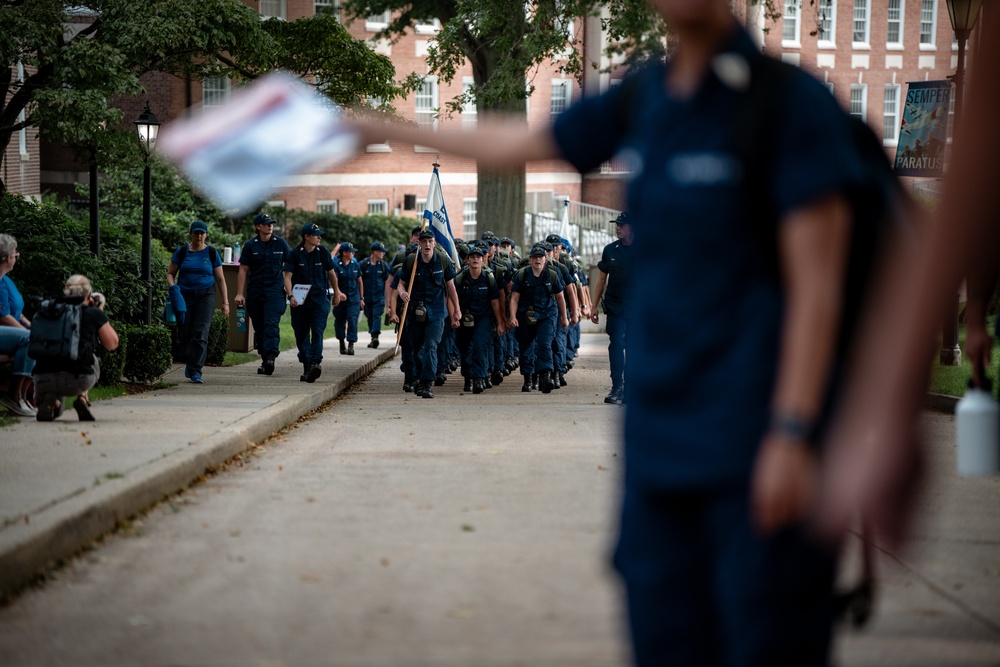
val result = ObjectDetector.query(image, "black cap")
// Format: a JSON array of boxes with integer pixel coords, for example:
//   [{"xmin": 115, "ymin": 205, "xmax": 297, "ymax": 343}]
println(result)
[{"xmin": 418, "ymin": 228, "xmax": 435, "ymax": 240}]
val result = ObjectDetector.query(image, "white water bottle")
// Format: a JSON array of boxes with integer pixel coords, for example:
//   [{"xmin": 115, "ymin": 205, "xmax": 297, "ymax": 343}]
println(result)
[{"xmin": 956, "ymin": 377, "xmax": 1000, "ymax": 476}]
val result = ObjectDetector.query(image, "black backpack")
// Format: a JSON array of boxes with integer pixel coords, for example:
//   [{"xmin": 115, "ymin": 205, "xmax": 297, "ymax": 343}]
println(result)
[{"xmin": 29, "ymin": 296, "xmax": 84, "ymax": 362}]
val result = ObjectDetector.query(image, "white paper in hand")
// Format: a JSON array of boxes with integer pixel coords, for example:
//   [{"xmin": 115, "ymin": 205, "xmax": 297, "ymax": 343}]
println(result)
[{"xmin": 157, "ymin": 71, "xmax": 359, "ymax": 214}]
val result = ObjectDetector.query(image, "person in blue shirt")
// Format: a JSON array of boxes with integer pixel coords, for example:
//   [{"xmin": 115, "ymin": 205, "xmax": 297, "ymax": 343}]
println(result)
[
  {"xmin": 166, "ymin": 220, "xmax": 230, "ymax": 384},
  {"xmin": 0, "ymin": 234, "xmax": 35, "ymax": 416},
  {"xmin": 508, "ymin": 243, "xmax": 568, "ymax": 394},
  {"xmin": 234, "ymin": 213, "xmax": 291, "ymax": 376},
  {"xmin": 360, "ymin": 241, "xmax": 391, "ymax": 349},
  {"xmin": 283, "ymin": 223, "xmax": 343, "ymax": 383},
  {"xmin": 351, "ymin": 0, "xmax": 864, "ymax": 661},
  {"xmin": 590, "ymin": 212, "xmax": 633, "ymax": 405},
  {"xmin": 333, "ymin": 241, "xmax": 364, "ymax": 356},
  {"xmin": 454, "ymin": 244, "xmax": 505, "ymax": 394},
  {"xmin": 392, "ymin": 228, "xmax": 460, "ymax": 399}
]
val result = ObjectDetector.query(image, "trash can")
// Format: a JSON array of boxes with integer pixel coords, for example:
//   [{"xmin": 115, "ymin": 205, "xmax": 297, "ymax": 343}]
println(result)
[{"xmin": 217, "ymin": 263, "xmax": 255, "ymax": 352}]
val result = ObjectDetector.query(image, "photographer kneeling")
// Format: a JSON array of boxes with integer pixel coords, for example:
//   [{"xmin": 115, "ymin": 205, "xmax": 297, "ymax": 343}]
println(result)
[{"xmin": 33, "ymin": 275, "xmax": 119, "ymax": 422}]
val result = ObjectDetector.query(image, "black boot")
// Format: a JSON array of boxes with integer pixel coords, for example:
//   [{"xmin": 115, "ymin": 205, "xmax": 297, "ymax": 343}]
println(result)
[
  {"xmin": 300, "ymin": 362, "xmax": 311, "ymax": 382},
  {"xmin": 539, "ymin": 370, "xmax": 554, "ymax": 394},
  {"xmin": 305, "ymin": 363, "xmax": 322, "ymax": 383},
  {"xmin": 369, "ymin": 333, "xmax": 379, "ymax": 349},
  {"xmin": 522, "ymin": 376, "xmax": 532, "ymax": 392},
  {"xmin": 339, "ymin": 339, "xmax": 347, "ymax": 355},
  {"xmin": 434, "ymin": 372, "xmax": 446, "ymax": 387},
  {"xmin": 347, "ymin": 342, "xmax": 355, "ymax": 355},
  {"xmin": 491, "ymin": 370, "xmax": 503, "ymax": 386},
  {"xmin": 403, "ymin": 376, "xmax": 415, "ymax": 393},
  {"xmin": 260, "ymin": 354, "xmax": 275, "ymax": 376},
  {"xmin": 530, "ymin": 373, "xmax": 539, "ymax": 391},
  {"xmin": 473, "ymin": 378, "xmax": 485, "ymax": 394},
  {"xmin": 604, "ymin": 385, "xmax": 623, "ymax": 405},
  {"xmin": 484, "ymin": 374, "xmax": 493, "ymax": 389},
  {"xmin": 420, "ymin": 380, "xmax": 434, "ymax": 399},
  {"xmin": 559, "ymin": 372, "xmax": 567, "ymax": 387},
  {"xmin": 464, "ymin": 378, "xmax": 472, "ymax": 392}
]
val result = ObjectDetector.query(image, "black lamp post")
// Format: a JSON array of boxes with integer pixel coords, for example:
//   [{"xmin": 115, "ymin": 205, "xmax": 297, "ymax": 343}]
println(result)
[
  {"xmin": 940, "ymin": 0, "xmax": 984, "ymax": 364},
  {"xmin": 89, "ymin": 147, "xmax": 99, "ymax": 258},
  {"xmin": 134, "ymin": 101, "xmax": 160, "ymax": 326}
]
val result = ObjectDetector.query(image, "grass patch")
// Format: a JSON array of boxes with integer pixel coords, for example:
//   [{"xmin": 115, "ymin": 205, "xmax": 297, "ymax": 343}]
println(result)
[
  {"xmin": 222, "ymin": 308, "xmax": 378, "ymax": 366},
  {"xmin": 928, "ymin": 320, "xmax": 1000, "ymax": 398}
]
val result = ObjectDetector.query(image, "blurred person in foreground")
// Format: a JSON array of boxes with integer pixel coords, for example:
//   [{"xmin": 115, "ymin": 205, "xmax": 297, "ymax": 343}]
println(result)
[
  {"xmin": 0, "ymin": 233, "xmax": 35, "ymax": 415},
  {"xmin": 351, "ymin": 0, "xmax": 864, "ymax": 662},
  {"xmin": 34, "ymin": 275, "xmax": 119, "ymax": 422},
  {"xmin": 817, "ymin": 10, "xmax": 1000, "ymax": 548}
]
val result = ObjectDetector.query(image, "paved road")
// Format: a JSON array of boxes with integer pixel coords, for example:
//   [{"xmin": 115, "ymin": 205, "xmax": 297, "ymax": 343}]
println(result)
[{"xmin": 1, "ymin": 335, "xmax": 998, "ymax": 666}]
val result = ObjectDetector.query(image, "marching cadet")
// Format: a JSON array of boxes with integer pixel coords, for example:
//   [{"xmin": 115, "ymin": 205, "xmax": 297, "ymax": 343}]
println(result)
[
  {"xmin": 509, "ymin": 243, "xmax": 568, "ymax": 394},
  {"xmin": 360, "ymin": 241, "xmax": 391, "ymax": 348},
  {"xmin": 591, "ymin": 212, "xmax": 632, "ymax": 404},
  {"xmin": 393, "ymin": 228, "xmax": 460, "ymax": 398},
  {"xmin": 454, "ymin": 244, "xmax": 505, "ymax": 394},
  {"xmin": 333, "ymin": 241, "xmax": 364, "ymax": 355},
  {"xmin": 544, "ymin": 235, "xmax": 580, "ymax": 387}
]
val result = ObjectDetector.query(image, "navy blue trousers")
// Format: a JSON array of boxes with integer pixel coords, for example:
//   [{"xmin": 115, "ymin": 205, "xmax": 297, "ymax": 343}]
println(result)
[
  {"xmin": 606, "ymin": 313, "xmax": 627, "ymax": 389},
  {"xmin": 613, "ymin": 486, "xmax": 837, "ymax": 667},
  {"xmin": 411, "ymin": 317, "xmax": 445, "ymax": 381},
  {"xmin": 364, "ymin": 301, "xmax": 385, "ymax": 335},
  {"xmin": 290, "ymin": 300, "xmax": 330, "ymax": 366},
  {"xmin": 456, "ymin": 318, "xmax": 493, "ymax": 378},
  {"xmin": 246, "ymin": 289, "xmax": 286, "ymax": 360},
  {"xmin": 333, "ymin": 301, "xmax": 360, "ymax": 343},
  {"xmin": 514, "ymin": 316, "xmax": 554, "ymax": 375}
]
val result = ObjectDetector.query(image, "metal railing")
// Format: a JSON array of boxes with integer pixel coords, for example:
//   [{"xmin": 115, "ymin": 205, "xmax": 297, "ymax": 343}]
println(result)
[{"xmin": 524, "ymin": 200, "xmax": 620, "ymax": 266}]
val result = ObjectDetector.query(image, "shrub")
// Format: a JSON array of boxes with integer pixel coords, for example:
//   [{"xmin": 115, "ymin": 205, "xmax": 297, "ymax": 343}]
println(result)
[
  {"xmin": 122, "ymin": 324, "xmax": 173, "ymax": 384},
  {"xmin": 95, "ymin": 326, "xmax": 127, "ymax": 387},
  {"xmin": 205, "ymin": 309, "xmax": 229, "ymax": 366}
]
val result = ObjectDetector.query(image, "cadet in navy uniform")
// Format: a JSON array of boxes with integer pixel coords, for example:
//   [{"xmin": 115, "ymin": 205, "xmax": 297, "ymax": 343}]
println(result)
[
  {"xmin": 166, "ymin": 220, "xmax": 229, "ymax": 384},
  {"xmin": 393, "ymin": 228, "xmax": 460, "ymax": 398},
  {"xmin": 352, "ymin": 0, "xmax": 864, "ymax": 659},
  {"xmin": 333, "ymin": 241, "xmax": 364, "ymax": 356},
  {"xmin": 508, "ymin": 243, "xmax": 567, "ymax": 394},
  {"xmin": 455, "ymin": 244, "xmax": 505, "ymax": 394},
  {"xmin": 360, "ymin": 241, "xmax": 391, "ymax": 348},
  {"xmin": 283, "ymin": 223, "xmax": 343, "ymax": 383},
  {"xmin": 235, "ymin": 213, "xmax": 291, "ymax": 376},
  {"xmin": 590, "ymin": 212, "xmax": 632, "ymax": 404}
]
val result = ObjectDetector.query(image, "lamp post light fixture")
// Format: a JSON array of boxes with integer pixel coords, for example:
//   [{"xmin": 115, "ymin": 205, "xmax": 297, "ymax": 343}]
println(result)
[
  {"xmin": 940, "ymin": 0, "xmax": 984, "ymax": 365},
  {"xmin": 134, "ymin": 101, "xmax": 160, "ymax": 326}
]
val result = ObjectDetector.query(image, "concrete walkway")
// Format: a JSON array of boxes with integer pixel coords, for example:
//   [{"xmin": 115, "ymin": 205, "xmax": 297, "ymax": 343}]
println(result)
[{"xmin": 0, "ymin": 337, "xmax": 395, "ymax": 598}]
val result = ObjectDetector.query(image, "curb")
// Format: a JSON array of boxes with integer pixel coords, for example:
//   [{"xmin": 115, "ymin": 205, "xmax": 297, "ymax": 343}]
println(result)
[
  {"xmin": 924, "ymin": 391, "xmax": 959, "ymax": 414},
  {"xmin": 0, "ymin": 348, "xmax": 397, "ymax": 599}
]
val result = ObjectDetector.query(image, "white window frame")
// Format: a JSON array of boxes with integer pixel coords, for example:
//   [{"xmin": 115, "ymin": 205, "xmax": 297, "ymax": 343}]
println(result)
[
  {"xmin": 366, "ymin": 10, "xmax": 391, "ymax": 31},
  {"xmin": 202, "ymin": 77, "xmax": 231, "ymax": 109},
  {"xmin": 919, "ymin": 0, "xmax": 938, "ymax": 49},
  {"xmin": 368, "ymin": 199, "xmax": 389, "ymax": 216},
  {"xmin": 886, "ymin": 0, "xmax": 904, "ymax": 49},
  {"xmin": 259, "ymin": 0, "xmax": 286, "ymax": 20},
  {"xmin": 415, "ymin": 18, "xmax": 440, "ymax": 34},
  {"xmin": 817, "ymin": 0, "xmax": 837, "ymax": 49},
  {"xmin": 315, "ymin": 0, "xmax": 340, "ymax": 20},
  {"xmin": 550, "ymin": 78, "xmax": 571, "ymax": 118},
  {"xmin": 364, "ymin": 96, "xmax": 392, "ymax": 152},
  {"xmin": 416, "ymin": 198, "xmax": 427, "ymax": 214},
  {"xmin": 782, "ymin": 0, "xmax": 802, "ymax": 47},
  {"xmin": 850, "ymin": 84, "xmax": 868, "ymax": 123},
  {"xmin": 463, "ymin": 198, "xmax": 478, "ymax": 239},
  {"xmin": 852, "ymin": 0, "xmax": 870, "ymax": 48},
  {"xmin": 461, "ymin": 77, "xmax": 477, "ymax": 129},
  {"xmin": 414, "ymin": 76, "xmax": 439, "ymax": 152},
  {"xmin": 317, "ymin": 200, "xmax": 339, "ymax": 215},
  {"xmin": 267, "ymin": 200, "xmax": 286, "ymax": 209},
  {"xmin": 883, "ymin": 84, "xmax": 901, "ymax": 145}
]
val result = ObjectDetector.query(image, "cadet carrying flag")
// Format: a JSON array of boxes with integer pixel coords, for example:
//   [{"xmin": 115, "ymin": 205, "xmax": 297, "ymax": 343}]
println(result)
[{"xmin": 423, "ymin": 167, "xmax": 461, "ymax": 267}]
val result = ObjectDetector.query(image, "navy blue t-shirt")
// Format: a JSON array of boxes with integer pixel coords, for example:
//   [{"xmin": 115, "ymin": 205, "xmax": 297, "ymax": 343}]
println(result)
[
  {"xmin": 455, "ymin": 269, "xmax": 500, "ymax": 320},
  {"xmin": 553, "ymin": 25, "xmax": 863, "ymax": 489},
  {"xmin": 511, "ymin": 265, "xmax": 564, "ymax": 319},
  {"xmin": 597, "ymin": 240, "xmax": 631, "ymax": 316},
  {"xmin": 240, "ymin": 235, "xmax": 291, "ymax": 293},
  {"xmin": 393, "ymin": 253, "xmax": 456, "ymax": 321},
  {"xmin": 283, "ymin": 245, "xmax": 335, "ymax": 307},
  {"xmin": 334, "ymin": 258, "xmax": 362, "ymax": 305},
  {"xmin": 360, "ymin": 257, "xmax": 391, "ymax": 303}
]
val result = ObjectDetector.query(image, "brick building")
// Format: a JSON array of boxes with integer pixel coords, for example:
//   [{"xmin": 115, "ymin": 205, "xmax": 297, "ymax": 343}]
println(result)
[{"xmin": 21, "ymin": 0, "xmax": 974, "ymax": 232}]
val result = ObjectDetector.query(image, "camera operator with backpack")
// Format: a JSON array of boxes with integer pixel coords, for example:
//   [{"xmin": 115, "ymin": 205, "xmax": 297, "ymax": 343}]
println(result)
[{"xmin": 33, "ymin": 275, "xmax": 119, "ymax": 422}]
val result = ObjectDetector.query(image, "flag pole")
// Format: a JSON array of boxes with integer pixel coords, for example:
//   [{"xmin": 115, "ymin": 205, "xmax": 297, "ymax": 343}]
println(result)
[{"xmin": 395, "ymin": 159, "xmax": 441, "ymax": 353}]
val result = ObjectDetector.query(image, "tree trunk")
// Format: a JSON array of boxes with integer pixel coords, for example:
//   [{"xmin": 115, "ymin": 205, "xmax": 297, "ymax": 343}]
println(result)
[{"xmin": 476, "ymin": 164, "xmax": 526, "ymax": 247}]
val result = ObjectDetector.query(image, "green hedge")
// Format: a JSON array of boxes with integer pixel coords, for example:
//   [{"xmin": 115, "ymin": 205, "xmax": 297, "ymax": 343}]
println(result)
[
  {"xmin": 206, "ymin": 309, "xmax": 229, "ymax": 366},
  {"xmin": 95, "ymin": 326, "xmax": 127, "ymax": 388},
  {"xmin": 121, "ymin": 324, "xmax": 172, "ymax": 384}
]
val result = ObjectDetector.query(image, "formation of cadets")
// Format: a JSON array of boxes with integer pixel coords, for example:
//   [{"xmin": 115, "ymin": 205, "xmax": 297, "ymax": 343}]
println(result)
[{"xmin": 382, "ymin": 226, "xmax": 592, "ymax": 399}]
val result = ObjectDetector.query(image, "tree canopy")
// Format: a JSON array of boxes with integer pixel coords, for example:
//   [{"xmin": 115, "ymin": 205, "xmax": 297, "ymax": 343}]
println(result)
[{"xmin": 0, "ymin": 0, "xmax": 417, "ymax": 193}]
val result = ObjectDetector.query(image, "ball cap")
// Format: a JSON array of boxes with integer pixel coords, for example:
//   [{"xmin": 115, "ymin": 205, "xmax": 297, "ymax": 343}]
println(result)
[
  {"xmin": 467, "ymin": 245, "xmax": 485, "ymax": 257},
  {"xmin": 189, "ymin": 220, "xmax": 208, "ymax": 233},
  {"xmin": 338, "ymin": 242, "xmax": 358, "ymax": 253},
  {"xmin": 613, "ymin": 212, "xmax": 629, "ymax": 225},
  {"xmin": 370, "ymin": 241, "xmax": 388, "ymax": 252},
  {"xmin": 418, "ymin": 228, "xmax": 435, "ymax": 240},
  {"xmin": 301, "ymin": 223, "xmax": 325, "ymax": 237},
  {"xmin": 253, "ymin": 213, "xmax": 274, "ymax": 226},
  {"xmin": 529, "ymin": 244, "xmax": 547, "ymax": 257},
  {"xmin": 545, "ymin": 233, "xmax": 562, "ymax": 245}
]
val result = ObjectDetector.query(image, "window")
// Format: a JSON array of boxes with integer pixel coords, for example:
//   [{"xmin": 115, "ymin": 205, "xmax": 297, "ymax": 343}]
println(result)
[
  {"xmin": 415, "ymin": 77, "xmax": 438, "ymax": 130},
  {"xmin": 883, "ymin": 85, "xmax": 901, "ymax": 143},
  {"xmin": 462, "ymin": 78, "xmax": 477, "ymax": 128},
  {"xmin": 825, "ymin": 82, "xmax": 835, "ymax": 96},
  {"xmin": 366, "ymin": 10, "xmax": 391, "ymax": 30},
  {"xmin": 782, "ymin": 0, "xmax": 801, "ymax": 45},
  {"xmin": 463, "ymin": 198, "xmax": 477, "ymax": 238},
  {"xmin": 315, "ymin": 0, "xmax": 340, "ymax": 19},
  {"xmin": 920, "ymin": 0, "xmax": 937, "ymax": 46},
  {"xmin": 267, "ymin": 200, "xmax": 286, "ymax": 209},
  {"xmin": 887, "ymin": 0, "xmax": 904, "ymax": 46},
  {"xmin": 259, "ymin": 0, "xmax": 285, "ymax": 19},
  {"xmin": 852, "ymin": 0, "xmax": 870, "ymax": 45},
  {"xmin": 415, "ymin": 18, "xmax": 440, "ymax": 34},
  {"xmin": 818, "ymin": 0, "xmax": 836, "ymax": 46},
  {"xmin": 202, "ymin": 77, "xmax": 231, "ymax": 108},
  {"xmin": 365, "ymin": 96, "xmax": 391, "ymax": 152},
  {"xmin": 550, "ymin": 79, "xmax": 571, "ymax": 118},
  {"xmin": 850, "ymin": 84, "xmax": 867, "ymax": 122},
  {"xmin": 317, "ymin": 200, "xmax": 339, "ymax": 214},
  {"xmin": 368, "ymin": 199, "xmax": 389, "ymax": 215}
]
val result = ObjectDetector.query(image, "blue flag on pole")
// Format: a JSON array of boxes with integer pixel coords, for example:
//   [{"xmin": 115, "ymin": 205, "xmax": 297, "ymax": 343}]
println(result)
[{"xmin": 422, "ymin": 167, "xmax": 461, "ymax": 267}]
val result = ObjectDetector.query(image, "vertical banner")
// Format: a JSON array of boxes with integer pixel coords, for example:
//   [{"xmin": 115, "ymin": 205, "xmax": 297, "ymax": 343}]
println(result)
[
  {"xmin": 423, "ymin": 167, "xmax": 461, "ymax": 267},
  {"xmin": 558, "ymin": 198, "xmax": 570, "ymax": 242},
  {"xmin": 894, "ymin": 81, "xmax": 951, "ymax": 177}
]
